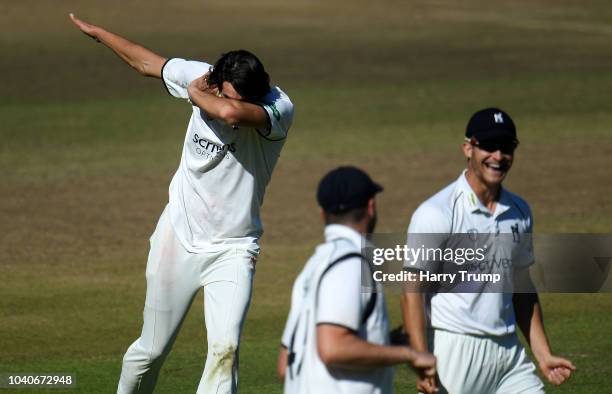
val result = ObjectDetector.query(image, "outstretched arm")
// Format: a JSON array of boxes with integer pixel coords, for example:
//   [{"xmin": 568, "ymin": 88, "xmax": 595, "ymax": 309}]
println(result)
[
  {"xmin": 69, "ymin": 13, "xmax": 166, "ymax": 78},
  {"xmin": 513, "ymin": 268, "xmax": 576, "ymax": 386}
]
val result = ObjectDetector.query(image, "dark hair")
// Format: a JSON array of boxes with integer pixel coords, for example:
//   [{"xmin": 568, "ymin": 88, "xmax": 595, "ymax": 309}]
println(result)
[
  {"xmin": 208, "ymin": 50, "xmax": 271, "ymax": 102},
  {"xmin": 323, "ymin": 206, "xmax": 368, "ymax": 225}
]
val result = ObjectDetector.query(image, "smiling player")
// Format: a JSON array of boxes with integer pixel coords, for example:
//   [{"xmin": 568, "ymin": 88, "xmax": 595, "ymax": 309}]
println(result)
[
  {"xmin": 69, "ymin": 13, "xmax": 294, "ymax": 394},
  {"xmin": 400, "ymin": 108, "xmax": 575, "ymax": 393}
]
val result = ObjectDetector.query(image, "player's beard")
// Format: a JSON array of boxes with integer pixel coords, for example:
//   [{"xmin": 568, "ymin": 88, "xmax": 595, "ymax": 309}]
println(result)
[{"xmin": 366, "ymin": 211, "xmax": 377, "ymax": 234}]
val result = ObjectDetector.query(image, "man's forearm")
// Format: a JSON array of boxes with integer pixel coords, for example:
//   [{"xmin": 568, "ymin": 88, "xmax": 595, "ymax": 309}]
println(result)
[
  {"xmin": 401, "ymin": 290, "xmax": 438, "ymax": 394},
  {"xmin": 187, "ymin": 83, "xmax": 269, "ymax": 128},
  {"xmin": 187, "ymin": 86, "xmax": 236, "ymax": 122},
  {"xmin": 331, "ymin": 342, "xmax": 415, "ymax": 369},
  {"xmin": 513, "ymin": 269, "xmax": 553, "ymax": 363},
  {"xmin": 94, "ymin": 29, "xmax": 165, "ymax": 77},
  {"xmin": 514, "ymin": 291, "xmax": 576, "ymax": 385},
  {"xmin": 401, "ymin": 292, "xmax": 428, "ymax": 352},
  {"xmin": 70, "ymin": 14, "xmax": 165, "ymax": 78},
  {"xmin": 528, "ymin": 301, "xmax": 553, "ymax": 363},
  {"xmin": 514, "ymin": 293, "xmax": 552, "ymax": 362},
  {"xmin": 318, "ymin": 328, "xmax": 416, "ymax": 369},
  {"xmin": 277, "ymin": 346, "xmax": 288, "ymax": 380}
]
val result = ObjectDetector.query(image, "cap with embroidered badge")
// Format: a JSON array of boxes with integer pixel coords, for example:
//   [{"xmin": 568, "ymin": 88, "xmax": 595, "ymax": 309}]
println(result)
[{"xmin": 465, "ymin": 107, "xmax": 517, "ymax": 142}]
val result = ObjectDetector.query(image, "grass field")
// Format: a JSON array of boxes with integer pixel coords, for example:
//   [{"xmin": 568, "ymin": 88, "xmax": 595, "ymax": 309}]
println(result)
[{"xmin": 1, "ymin": 0, "xmax": 612, "ymax": 392}]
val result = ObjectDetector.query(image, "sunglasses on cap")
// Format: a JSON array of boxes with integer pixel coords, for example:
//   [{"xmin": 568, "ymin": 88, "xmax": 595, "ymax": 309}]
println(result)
[{"xmin": 467, "ymin": 136, "xmax": 519, "ymax": 155}]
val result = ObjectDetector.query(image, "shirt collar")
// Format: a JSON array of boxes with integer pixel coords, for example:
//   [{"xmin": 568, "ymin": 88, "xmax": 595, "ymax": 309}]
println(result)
[
  {"xmin": 494, "ymin": 188, "xmax": 513, "ymax": 218},
  {"xmin": 458, "ymin": 170, "xmax": 511, "ymax": 218},
  {"xmin": 324, "ymin": 224, "xmax": 365, "ymax": 249}
]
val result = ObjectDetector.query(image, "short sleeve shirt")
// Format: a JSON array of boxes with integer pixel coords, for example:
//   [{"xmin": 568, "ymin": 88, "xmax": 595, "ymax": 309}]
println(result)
[
  {"xmin": 161, "ymin": 58, "xmax": 294, "ymax": 251},
  {"xmin": 281, "ymin": 225, "xmax": 393, "ymax": 394},
  {"xmin": 405, "ymin": 171, "xmax": 534, "ymax": 336}
]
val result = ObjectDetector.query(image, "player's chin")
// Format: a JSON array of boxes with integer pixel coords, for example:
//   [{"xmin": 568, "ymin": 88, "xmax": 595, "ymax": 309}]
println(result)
[{"xmin": 481, "ymin": 165, "xmax": 509, "ymax": 184}]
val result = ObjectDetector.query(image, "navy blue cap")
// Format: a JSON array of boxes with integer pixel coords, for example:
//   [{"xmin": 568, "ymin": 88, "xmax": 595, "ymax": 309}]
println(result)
[
  {"xmin": 317, "ymin": 166, "xmax": 383, "ymax": 213},
  {"xmin": 465, "ymin": 108, "xmax": 517, "ymax": 142}
]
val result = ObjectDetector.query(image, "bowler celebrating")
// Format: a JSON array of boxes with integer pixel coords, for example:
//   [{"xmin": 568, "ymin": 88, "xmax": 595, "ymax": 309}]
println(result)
[
  {"xmin": 70, "ymin": 14, "xmax": 294, "ymax": 394},
  {"xmin": 401, "ymin": 108, "xmax": 575, "ymax": 393}
]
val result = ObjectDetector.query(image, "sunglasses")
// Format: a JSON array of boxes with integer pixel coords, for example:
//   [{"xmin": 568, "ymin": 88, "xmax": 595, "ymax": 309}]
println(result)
[{"xmin": 468, "ymin": 137, "xmax": 519, "ymax": 155}]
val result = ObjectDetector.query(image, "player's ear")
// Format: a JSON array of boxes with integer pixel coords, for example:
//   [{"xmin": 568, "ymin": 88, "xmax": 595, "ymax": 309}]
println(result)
[
  {"xmin": 462, "ymin": 141, "xmax": 472, "ymax": 160},
  {"xmin": 367, "ymin": 198, "xmax": 376, "ymax": 217},
  {"xmin": 320, "ymin": 207, "xmax": 326, "ymax": 224}
]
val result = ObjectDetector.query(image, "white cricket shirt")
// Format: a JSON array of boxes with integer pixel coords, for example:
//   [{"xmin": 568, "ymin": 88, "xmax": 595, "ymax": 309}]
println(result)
[
  {"xmin": 161, "ymin": 58, "xmax": 294, "ymax": 252},
  {"xmin": 282, "ymin": 225, "xmax": 393, "ymax": 394},
  {"xmin": 406, "ymin": 171, "xmax": 534, "ymax": 336}
]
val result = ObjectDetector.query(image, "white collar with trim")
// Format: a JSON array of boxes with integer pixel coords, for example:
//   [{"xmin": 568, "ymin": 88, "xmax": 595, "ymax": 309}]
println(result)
[{"xmin": 458, "ymin": 170, "xmax": 512, "ymax": 218}]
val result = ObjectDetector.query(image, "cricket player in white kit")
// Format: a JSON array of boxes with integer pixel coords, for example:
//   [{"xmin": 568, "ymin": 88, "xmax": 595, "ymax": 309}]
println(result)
[
  {"xmin": 401, "ymin": 108, "xmax": 575, "ymax": 394},
  {"xmin": 278, "ymin": 167, "xmax": 436, "ymax": 394},
  {"xmin": 70, "ymin": 14, "xmax": 294, "ymax": 394}
]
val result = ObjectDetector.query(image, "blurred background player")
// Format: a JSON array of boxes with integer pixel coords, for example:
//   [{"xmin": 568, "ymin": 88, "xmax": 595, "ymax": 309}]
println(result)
[
  {"xmin": 401, "ymin": 108, "xmax": 575, "ymax": 393},
  {"xmin": 70, "ymin": 13, "xmax": 294, "ymax": 394},
  {"xmin": 278, "ymin": 166, "xmax": 436, "ymax": 393}
]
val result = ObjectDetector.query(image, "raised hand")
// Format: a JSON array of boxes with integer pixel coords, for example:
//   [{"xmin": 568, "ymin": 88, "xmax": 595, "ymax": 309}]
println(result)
[
  {"xmin": 190, "ymin": 72, "xmax": 220, "ymax": 96},
  {"xmin": 69, "ymin": 13, "xmax": 101, "ymax": 42}
]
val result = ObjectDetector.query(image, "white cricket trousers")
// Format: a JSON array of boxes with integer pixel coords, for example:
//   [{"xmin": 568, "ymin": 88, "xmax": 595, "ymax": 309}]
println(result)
[
  {"xmin": 432, "ymin": 329, "xmax": 544, "ymax": 394},
  {"xmin": 117, "ymin": 206, "xmax": 258, "ymax": 394}
]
